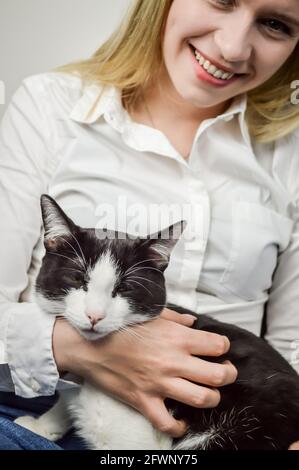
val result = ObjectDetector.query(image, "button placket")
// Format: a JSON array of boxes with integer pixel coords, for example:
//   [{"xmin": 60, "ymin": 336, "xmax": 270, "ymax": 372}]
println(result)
[{"xmin": 177, "ymin": 175, "xmax": 210, "ymax": 297}]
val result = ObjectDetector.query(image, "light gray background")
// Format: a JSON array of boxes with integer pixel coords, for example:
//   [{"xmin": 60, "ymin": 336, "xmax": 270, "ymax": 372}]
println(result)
[{"xmin": 0, "ymin": 0, "xmax": 130, "ymax": 120}]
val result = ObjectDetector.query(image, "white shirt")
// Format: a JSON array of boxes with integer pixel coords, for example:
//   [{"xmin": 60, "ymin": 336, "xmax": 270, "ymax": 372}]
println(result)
[{"xmin": 0, "ymin": 72, "xmax": 299, "ymax": 398}]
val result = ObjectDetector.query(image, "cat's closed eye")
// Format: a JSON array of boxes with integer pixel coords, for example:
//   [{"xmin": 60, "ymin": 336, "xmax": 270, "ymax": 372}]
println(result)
[
  {"xmin": 111, "ymin": 281, "xmax": 129, "ymax": 297},
  {"xmin": 63, "ymin": 272, "xmax": 89, "ymax": 290}
]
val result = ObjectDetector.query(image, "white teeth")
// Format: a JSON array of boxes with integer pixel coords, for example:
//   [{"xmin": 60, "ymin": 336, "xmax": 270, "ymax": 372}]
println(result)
[
  {"xmin": 207, "ymin": 65, "xmax": 217, "ymax": 74},
  {"xmin": 194, "ymin": 49, "xmax": 234, "ymax": 80},
  {"xmin": 214, "ymin": 70, "xmax": 222, "ymax": 78},
  {"xmin": 214, "ymin": 70, "xmax": 223, "ymax": 79}
]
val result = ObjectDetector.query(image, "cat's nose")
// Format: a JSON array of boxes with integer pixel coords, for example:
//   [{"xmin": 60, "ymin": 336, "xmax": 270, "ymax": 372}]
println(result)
[{"xmin": 86, "ymin": 310, "xmax": 105, "ymax": 326}]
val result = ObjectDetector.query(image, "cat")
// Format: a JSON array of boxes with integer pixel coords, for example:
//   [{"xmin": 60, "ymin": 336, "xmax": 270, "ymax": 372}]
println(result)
[{"xmin": 15, "ymin": 194, "xmax": 299, "ymax": 450}]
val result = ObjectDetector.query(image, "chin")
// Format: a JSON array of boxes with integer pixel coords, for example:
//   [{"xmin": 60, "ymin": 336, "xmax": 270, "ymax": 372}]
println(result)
[
  {"xmin": 69, "ymin": 321, "xmax": 103, "ymax": 341},
  {"xmin": 79, "ymin": 330, "xmax": 103, "ymax": 341},
  {"xmin": 77, "ymin": 325, "xmax": 116, "ymax": 341}
]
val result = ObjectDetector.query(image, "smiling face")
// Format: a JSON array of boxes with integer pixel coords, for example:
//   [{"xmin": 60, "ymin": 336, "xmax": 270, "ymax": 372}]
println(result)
[{"xmin": 161, "ymin": 0, "xmax": 299, "ymax": 108}]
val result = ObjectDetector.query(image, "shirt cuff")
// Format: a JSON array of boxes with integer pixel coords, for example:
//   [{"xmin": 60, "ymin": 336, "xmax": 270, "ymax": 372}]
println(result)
[{"xmin": 6, "ymin": 302, "xmax": 59, "ymax": 398}]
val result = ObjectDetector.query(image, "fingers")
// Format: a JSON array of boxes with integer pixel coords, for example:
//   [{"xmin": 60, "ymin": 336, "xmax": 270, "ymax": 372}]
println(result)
[
  {"xmin": 184, "ymin": 329, "xmax": 231, "ymax": 357},
  {"xmin": 141, "ymin": 396, "xmax": 188, "ymax": 438},
  {"xmin": 163, "ymin": 377, "xmax": 221, "ymax": 408},
  {"xmin": 174, "ymin": 356, "xmax": 238, "ymax": 387},
  {"xmin": 160, "ymin": 309, "xmax": 231, "ymax": 357},
  {"xmin": 289, "ymin": 441, "xmax": 299, "ymax": 450},
  {"xmin": 160, "ymin": 308, "xmax": 197, "ymax": 327}
]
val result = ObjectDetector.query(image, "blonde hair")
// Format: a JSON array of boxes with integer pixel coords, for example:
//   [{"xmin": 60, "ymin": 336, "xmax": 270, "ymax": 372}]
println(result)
[{"xmin": 56, "ymin": 0, "xmax": 299, "ymax": 144}]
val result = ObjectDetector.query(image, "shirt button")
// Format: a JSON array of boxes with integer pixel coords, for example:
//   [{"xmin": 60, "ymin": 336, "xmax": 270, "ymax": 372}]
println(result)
[
  {"xmin": 30, "ymin": 378, "xmax": 41, "ymax": 393},
  {"xmin": 223, "ymin": 115, "xmax": 234, "ymax": 122}
]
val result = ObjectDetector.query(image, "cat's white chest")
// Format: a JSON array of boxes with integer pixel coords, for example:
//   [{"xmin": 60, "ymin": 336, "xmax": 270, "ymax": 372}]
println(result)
[{"xmin": 68, "ymin": 383, "xmax": 172, "ymax": 450}]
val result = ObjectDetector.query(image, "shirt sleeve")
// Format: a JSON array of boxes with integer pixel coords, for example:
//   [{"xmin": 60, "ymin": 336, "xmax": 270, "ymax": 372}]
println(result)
[
  {"xmin": 0, "ymin": 76, "xmax": 60, "ymax": 397},
  {"xmin": 264, "ymin": 130, "xmax": 299, "ymax": 373}
]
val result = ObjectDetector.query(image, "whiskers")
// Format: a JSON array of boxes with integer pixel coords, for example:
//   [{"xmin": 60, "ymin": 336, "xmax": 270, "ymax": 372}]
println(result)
[
  {"xmin": 68, "ymin": 232, "xmax": 88, "ymax": 269},
  {"xmin": 47, "ymin": 234, "xmax": 90, "ymax": 275},
  {"xmin": 118, "ymin": 324, "xmax": 145, "ymax": 342},
  {"xmin": 48, "ymin": 251, "xmax": 84, "ymax": 269},
  {"xmin": 118, "ymin": 317, "xmax": 156, "ymax": 342},
  {"xmin": 123, "ymin": 258, "xmax": 164, "ymax": 277},
  {"xmin": 126, "ymin": 275, "xmax": 164, "ymax": 291},
  {"xmin": 125, "ymin": 279, "xmax": 154, "ymax": 296},
  {"xmin": 59, "ymin": 235, "xmax": 87, "ymax": 271},
  {"xmin": 122, "ymin": 259, "xmax": 165, "ymax": 298},
  {"xmin": 124, "ymin": 264, "xmax": 163, "ymax": 278}
]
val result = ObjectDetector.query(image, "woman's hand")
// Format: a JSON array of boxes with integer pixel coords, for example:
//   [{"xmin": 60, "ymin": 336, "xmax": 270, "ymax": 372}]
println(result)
[{"xmin": 53, "ymin": 308, "xmax": 238, "ymax": 438}]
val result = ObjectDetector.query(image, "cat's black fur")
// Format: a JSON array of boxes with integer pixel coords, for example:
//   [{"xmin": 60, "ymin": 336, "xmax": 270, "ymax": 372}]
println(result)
[
  {"xmin": 167, "ymin": 306, "xmax": 299, "ymax": 450},
  {"xmin": 37, "ymin": 194, "xmax": 299, "ymax": 450}
]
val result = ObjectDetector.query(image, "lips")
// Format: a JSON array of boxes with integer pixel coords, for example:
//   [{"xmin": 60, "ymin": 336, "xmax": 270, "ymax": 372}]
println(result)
[
  {"xmin": 189, "ymin": 46, "xmax": 242, "ymax": 87},
  {"xmin": 189, "ymin": 43, "xmax": 246, "ymax": 76}
]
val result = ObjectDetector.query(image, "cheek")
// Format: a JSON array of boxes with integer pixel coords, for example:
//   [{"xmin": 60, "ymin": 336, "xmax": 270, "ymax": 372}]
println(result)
[
  {"xmin": 248, "ymin": 46, "xmax": 295, "ymax": 88},
  {"xmin": 108, "ymin": 295, "xmax": 132, "ymax": 322},
  {"xmin": 163, "ymin": 1, "xmax": 210, "ymax": 52},
  {"xmin": 64, "ymin": 289, "xmax": 87, "ymax": 320}
]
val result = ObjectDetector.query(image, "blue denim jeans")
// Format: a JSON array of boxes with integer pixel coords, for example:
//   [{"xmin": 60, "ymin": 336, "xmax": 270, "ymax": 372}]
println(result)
[{"xmin": 0, "ymin": 392, "xmax": 87, "ymax": 450}]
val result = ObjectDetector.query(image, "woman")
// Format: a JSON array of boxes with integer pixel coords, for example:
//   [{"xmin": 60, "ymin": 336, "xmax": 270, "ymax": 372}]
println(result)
[{"xmin": 0, "ymin": 0, "xmax": 299, "ymax": 450}]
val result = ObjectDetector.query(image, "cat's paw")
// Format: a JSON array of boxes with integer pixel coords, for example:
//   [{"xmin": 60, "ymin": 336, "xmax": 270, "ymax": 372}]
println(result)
[{"xmin": 14, "ymin": 415, "xmax": 65, "ymax": 441}]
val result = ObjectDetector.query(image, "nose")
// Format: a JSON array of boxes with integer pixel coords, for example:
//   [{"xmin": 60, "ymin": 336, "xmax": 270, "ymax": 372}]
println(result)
[
  {"xmin": 86, "ymin": 310, "xmax": 105, "ymax": 326},
  {"xmin": 215, "ymin": 18, "xmax": 253, "ymax": 66}
]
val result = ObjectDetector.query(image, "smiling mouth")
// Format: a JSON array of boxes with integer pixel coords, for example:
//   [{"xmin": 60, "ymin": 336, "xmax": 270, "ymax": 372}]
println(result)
[{"xmin": 189, "ymin": 44, "xmax": 247, "ymax": 80}]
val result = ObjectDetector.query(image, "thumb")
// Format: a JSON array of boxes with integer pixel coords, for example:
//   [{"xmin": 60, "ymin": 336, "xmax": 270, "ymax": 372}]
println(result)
[{"xmin": 160, "ymin": 308, "xmax": 197, "ymax": 327}]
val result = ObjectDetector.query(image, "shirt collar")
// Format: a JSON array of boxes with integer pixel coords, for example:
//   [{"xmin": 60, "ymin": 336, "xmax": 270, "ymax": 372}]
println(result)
[
  {"xmin": 213, "ymin": 92, "xmax": 252, "ymax": 150},
  {"xmin": 69, "ymin": 82, "xmax": 251, "ymax": 150},
  {"xmin": 69, "ymin": 83, "xmax": 125, "ymax": 125}
]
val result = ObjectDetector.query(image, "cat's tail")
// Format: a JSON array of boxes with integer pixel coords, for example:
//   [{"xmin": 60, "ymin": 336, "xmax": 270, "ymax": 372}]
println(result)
[{"xmin": 172, "ymin": 406, "xmax": 275, "ymax": 450}]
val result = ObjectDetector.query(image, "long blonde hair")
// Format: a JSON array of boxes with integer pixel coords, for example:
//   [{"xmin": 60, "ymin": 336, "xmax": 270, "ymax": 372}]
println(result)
[{"xmin": 56, "ymin": 0, "xmax": 299, "ymax": 143}]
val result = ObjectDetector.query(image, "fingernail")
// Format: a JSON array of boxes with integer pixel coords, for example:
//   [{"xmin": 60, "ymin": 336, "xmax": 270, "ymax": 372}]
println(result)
[{"xmin": 187, "ymin": 315, "xmax": 197, "ymax": 321}]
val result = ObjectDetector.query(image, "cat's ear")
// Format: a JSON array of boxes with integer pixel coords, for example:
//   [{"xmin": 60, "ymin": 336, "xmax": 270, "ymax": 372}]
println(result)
[
  {"xmin": 142, "ymin": 220, "xmax": 187, "ymax": 272},
  {"xmin": 40, "ymin": 194, "xmax": 76, "ymax": 251}
]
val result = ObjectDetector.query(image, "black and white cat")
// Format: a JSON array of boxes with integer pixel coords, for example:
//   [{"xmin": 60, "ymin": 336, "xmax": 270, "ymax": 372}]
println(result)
[{"xmin": 15, "ymin": 194, "xmax": 299, "ymax": 450}]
